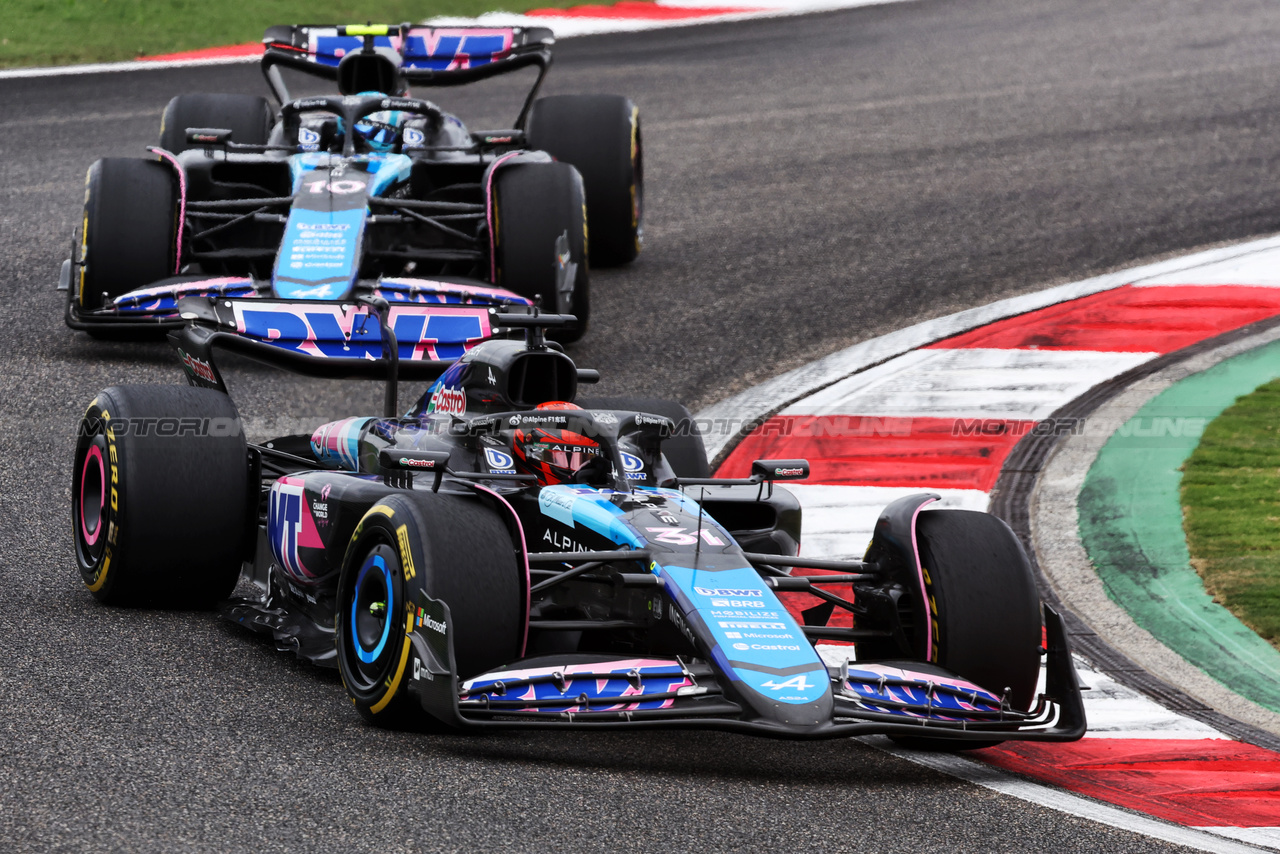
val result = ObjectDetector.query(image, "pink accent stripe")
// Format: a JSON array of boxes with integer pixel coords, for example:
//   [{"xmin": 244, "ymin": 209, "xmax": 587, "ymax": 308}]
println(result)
[
  {"xmin": 486, "ymin": 152, "xmax": 524, "ymax": 284},
  {"xmin": 80, "ymin": 445, "xmax": 105, "ymax": 547},
  {"xmin": 909, "ymin": 496, "xmax": 938, "ymax": 662},
  {"xmin": 473, "ymin": 484, "xmax": 532, "ymax": 657},
  {"xmin": 147, "ymin": 147, "xmax": 187, "ymax": 274}
]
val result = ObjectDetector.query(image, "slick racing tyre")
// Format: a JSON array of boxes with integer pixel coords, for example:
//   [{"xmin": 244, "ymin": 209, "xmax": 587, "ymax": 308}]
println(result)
[
  {"xmin": 577, "ymin": 397, "xmax": 709, "ymax": 478},
  {"xmin": 72, "ymin": 385, "xmax": 249, "ymax": 607},
  {"xmin": 892, "ymin": 509, "xmax": 1041, "ymax": 750},
  {"xmin": 159, "ymin": 93, "xmax": 273, "ymax": 155},
  {"xmin": 528, "ymin": 95, "xmax": 643, "ymax": 267},
  {"xmin": 336, "ymin": 492, "xmax": 523, "ymax": 728},
  {"xmin": 491, "ymin": 161, "xmax": 590, "ymax": 342},
  {"xmin": 76, "ymin": 158, "xmax": 177, "ymax": 314}
]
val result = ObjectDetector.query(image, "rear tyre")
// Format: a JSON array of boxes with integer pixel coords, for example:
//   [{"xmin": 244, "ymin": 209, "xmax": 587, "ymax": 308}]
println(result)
[
  {"xmin": 72, "ymin": 385, "xmax": 248, "ymax": 607},
  {"xmin": 76, "ymin": 158, "xmax": 177, "ymax": 314},
  {"xmin": 336, "ymin": 492, "xmax": 523, "ymax": 728},
  {"xmin": 577, "ymin": 397, "xmax": 708, "ymax": 478},
  {"xmin": 159, "ymin": 93, "xmax": 273, "ymax": 155},
  {"xmin": 527, "ymin": 94, "xmax": 643, "ymax": 266},
  {"xmin": 890, "ymin": 509, "xmax": 1041, "ymax": 751},
  {"xmin": 491, "ymin": 161, "xmax": 590, "ymax": 342}
]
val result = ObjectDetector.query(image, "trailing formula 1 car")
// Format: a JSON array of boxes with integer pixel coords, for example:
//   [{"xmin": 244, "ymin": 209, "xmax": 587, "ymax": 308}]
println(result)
[
  {"xmin": 71, "ymin": 307, "xmax": 1084, "ymax": 744},
  {"xmin": 60, "ymin": 23, "xmax": 646, "ymax": 344}
]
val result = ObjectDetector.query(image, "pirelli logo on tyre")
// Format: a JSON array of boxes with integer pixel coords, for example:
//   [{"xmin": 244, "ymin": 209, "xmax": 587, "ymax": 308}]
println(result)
[{"xmin": 396, "ymin": 524, "xmax": 416, "ymax": 580}]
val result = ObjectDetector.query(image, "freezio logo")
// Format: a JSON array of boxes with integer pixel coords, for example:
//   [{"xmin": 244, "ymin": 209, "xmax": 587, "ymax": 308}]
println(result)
[
  {"xmin": 484, "ymin": 447, "xmax": 516, "ymax": 473},
  {"xmin": 430, "ymin": 386, "xmax": 466, "ymax": 416}
]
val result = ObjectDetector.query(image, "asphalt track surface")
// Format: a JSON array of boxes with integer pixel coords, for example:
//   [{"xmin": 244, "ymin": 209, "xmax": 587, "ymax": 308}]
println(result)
[{"xmin": 3, "ymin": 0, "xmax": 1280, "ymax": 850}]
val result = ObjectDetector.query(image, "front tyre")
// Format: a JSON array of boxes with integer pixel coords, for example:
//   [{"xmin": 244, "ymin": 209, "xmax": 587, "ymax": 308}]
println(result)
[
  {"xmin": 76, "ymin": 158, "xmax": 177, "ymax": 314},
  {"xmin": 336, "ymin": 492, "xmax": 523, "ymax": 727},
  {"xmin": 890, "ymin": 509, "xmax": 1041, "ymax": 751},
  {"xmin": 72, "ymin": 385, "xmax": 248, "ymax": 606}
]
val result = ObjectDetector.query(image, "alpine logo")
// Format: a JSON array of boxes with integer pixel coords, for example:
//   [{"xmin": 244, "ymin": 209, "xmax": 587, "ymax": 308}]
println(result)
[{"xmin": 429, "ymin": 386, "xmax": 466, "ymax": 416}]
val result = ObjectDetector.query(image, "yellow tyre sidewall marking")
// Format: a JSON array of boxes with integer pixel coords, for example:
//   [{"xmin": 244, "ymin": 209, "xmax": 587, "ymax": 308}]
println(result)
[{"xmin": 86, "ymin": 407, "xmax": 116, "ymax": 593}]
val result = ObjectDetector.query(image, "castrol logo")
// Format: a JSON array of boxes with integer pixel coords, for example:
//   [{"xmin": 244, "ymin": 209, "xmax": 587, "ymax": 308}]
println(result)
[{"xmin": 430, "ymin": 386, "xmax": 466, "ymax": 416}]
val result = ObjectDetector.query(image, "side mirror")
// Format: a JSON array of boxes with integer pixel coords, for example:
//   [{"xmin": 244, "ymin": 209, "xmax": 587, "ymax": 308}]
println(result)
[
  {"xmin": 186, "ymin": 127, "xmax": 233, "ymax": 147},
  {"xmin": 379, "ymin": 449, "xmax": 450, "ymax": 472},
  {"xmin": 751, "ymin": 459, "xmax": 809, "ymax": 481}
]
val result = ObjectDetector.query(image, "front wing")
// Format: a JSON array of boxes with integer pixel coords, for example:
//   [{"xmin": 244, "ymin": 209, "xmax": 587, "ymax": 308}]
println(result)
[{"xmin": 407, "ymin": 596, "xmax": 1086, "ymax": 742}]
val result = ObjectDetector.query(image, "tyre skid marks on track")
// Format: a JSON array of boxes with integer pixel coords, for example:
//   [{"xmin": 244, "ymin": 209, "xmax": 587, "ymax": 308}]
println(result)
[{"xmin": 704, "ymin": 236, "xmax": 1280, "ymax": 847}]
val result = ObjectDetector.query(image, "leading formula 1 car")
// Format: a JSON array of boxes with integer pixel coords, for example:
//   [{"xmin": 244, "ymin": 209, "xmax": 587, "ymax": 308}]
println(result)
[
  {"xmin": 71, "ymin": 307, "xmax": 1084, "ymax": 744},
  {"xmin": 61, "ymin": 23, "xmax": 645, "ymax": 345}
]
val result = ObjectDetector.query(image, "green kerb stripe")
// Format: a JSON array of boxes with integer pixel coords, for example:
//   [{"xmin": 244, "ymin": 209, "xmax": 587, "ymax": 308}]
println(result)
[{"xmin": 1080, "ymin": 339, "xmax": 1280, "ymax": 712}]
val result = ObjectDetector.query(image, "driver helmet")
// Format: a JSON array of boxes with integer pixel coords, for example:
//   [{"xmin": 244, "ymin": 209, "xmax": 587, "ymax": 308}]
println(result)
[
  {"xmin": 513, "ymin": 402, "xmax": 600, "ymax": 486},
  {"xmin": 353, "ymin": 91, "xmax": 406, "ymax": 152}
]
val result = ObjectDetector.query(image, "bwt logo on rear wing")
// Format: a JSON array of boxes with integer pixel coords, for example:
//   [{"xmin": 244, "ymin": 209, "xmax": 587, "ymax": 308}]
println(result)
[
  {"xmin": 232, "ymin": 302, "xmax": 492, "ymax": 362},
  {"xmin": 305, "ymin": 29, "xmax": 516, "ymax": 71}
]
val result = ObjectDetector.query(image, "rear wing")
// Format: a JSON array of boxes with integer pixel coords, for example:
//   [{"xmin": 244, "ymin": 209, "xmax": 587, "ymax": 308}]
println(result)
[
  {"xmin": 170, "ymin": 297, "xmax": 583, "ymax": 419},
  {"xmin": 261, "ymin": 24, "xmax": 555, "ymax": 126}
]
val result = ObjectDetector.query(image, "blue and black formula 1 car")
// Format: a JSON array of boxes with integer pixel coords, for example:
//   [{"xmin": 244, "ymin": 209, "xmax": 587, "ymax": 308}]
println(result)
[
  {"xmin": 61, "ymin": 23, "xmax": 645, "ymax": 345},
  {"xmin": 71, "ymin": 305, "xmax": 1084, "ymax": 745}
]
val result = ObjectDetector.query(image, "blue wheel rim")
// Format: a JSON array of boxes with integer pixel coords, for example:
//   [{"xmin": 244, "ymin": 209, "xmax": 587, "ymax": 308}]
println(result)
[{"xmin": 352, "ymin": 553, "xmax": 394, "ymax": 664}]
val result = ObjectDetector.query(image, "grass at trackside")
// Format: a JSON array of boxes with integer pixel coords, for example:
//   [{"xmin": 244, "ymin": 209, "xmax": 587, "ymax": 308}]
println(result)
[
  {"xmin": 1182, "ymin": 377, "xmax": 1280, "ymax": 648},
  {"xmin": 0, "ymin": 0, "xmax": 586, "ymax": 68}
]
